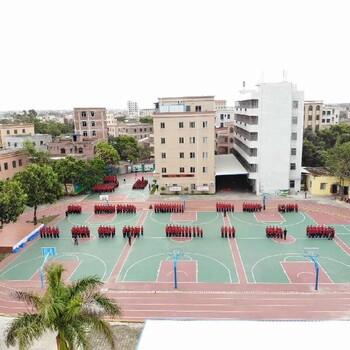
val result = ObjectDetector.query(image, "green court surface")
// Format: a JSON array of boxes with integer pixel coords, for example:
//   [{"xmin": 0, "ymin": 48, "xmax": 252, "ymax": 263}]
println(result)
[{"xmin": 1, "ymin": 208, "xmax": 350, "ymax": 285}]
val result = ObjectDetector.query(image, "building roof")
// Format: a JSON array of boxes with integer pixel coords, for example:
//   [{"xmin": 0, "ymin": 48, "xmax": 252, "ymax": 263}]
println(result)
[
  {"xmin": 215, "ymin": 154, "xmax": 248, "ymax": 176},
  {"xmin": 304, "ymin": 167, "xmax": 333, "ymax": 177}
]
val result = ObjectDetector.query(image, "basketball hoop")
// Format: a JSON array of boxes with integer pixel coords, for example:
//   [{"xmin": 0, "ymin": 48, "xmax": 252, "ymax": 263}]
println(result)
[{"xmin": 303, "ymin": 247, "xmax": 320, "ymax": 290}]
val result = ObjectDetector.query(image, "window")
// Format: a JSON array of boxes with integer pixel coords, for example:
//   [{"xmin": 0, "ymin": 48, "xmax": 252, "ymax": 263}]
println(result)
[
  {"xmin": 90, "ymin": 111, "xmax": 95, "ymax": 117},
  {"xmin": 293, "ymin": 101, "xmax": 299, "ymax": 109},
  {"xmin": 189, "ymin": 137, "xmax": 195, "ymax": 144},
  {"xmin": 308, "ymin": 115, "xmax": 312, "ymax": 121},
  {"xmin": 203, "ymin": 121, "xmax": 208, "ymax": 128},
  {"xmin": 292, "ymin": 117, "xmax": 298, "ymax": 124},
  {"xmin": 189, "ymin": 122, "xmax": 195, "ymax": 128},
  {"xmin": 78, "ymin": 148, "xmax": 83, "ymax": 154},
  {"xmin": 91, "ymin": 121, "xmax": 95, "ymax": 127},
  {"xmin": 308, "ymin": 106, "xmax": 313, "ymax": 112},
  {"xmin": 161, "ymin": 167, "xmax": 167, "ymax": 173},
  {"xmin": 190, "ymin": 152, "xmax": 195, "ymax": 158},
  {"xmin": 180, "ymin": 152, "xmax": 184, "ymax": 158},
  {"xmin": 14, "ymin": 142, "xmax": 17, "ymax": 147},
  {"xmin": 18, "ymin": 159, "xmax": 22, "ymax": 166},
  {"xmin": 12, "ymin": 160, "xmax": 16, "ymax": 168},
  {"xmin": 290, "ymin": 163, "xmax": 296, "ymax": 170},
  {"xmin": 316, "ymin": 115, "xmax": 320, "ymax": 120},
  {"xmin": 186, "ymin": 106, "xmax": 191, "ymax": 112},
  {"xmin": 40, "ymin": 140, "xmax": 43, "ymax": 145},
  {"xmin": 81, "ymin": 111, "xmax": 87, "ymax": 117},
  {"xmin": 14, "ymin": 129, "xmax": 18, "ymax": 134},
  {"xmin": 195, "ymin": 106, "xmax": 202, "ymax": 112},
  {"xmin": 6, "ymin": 130, "xmax": 10, "ymax": 134},
  {"xmin": 320, "ymin": 183, "xmax": 327, "ymax": 190},
  {"xmin": 4, "ymin": 162, "xmax": 8, "ymax": 170},
  {"xmin": 190, "ymin": 167, "xmax": 195, "ymax": 173},
  {"xmin": 134, "ymin": 129, "xmax": 137, "ymax": 132},
  {"xmin": 22, "ymin": 129, "xmax": 25, "ymax": 133},
  {"xmin": 291, "ymin": 133, "xmax": 297, "ymax": 140},
  {"xmin": 179, "ymin": 137, "xmax": 184, "ymax": 144},
  {"xmin": 92, "ymin": 131, "xmax": 96, "ymax": 136},
  {"xmin": 7, "ymin": 142, "xmax": 10, "ymax": 147},
  {"xmin": 291, "ymin": 148, "xmax": 296, "ymax": 156},
  {"xmin": 60, "ymin": 148, "xmax": 66, "ymax": 154},
  {"xmin": 179, "ymin": 122, "xmax": 184, "ymax": 128},
  {"xmin": 203, "ymin": 137, "xmax": 208, "ymax": 143},
  {"xmin": 161, "ymin": 138, "xmax": 165, "ymax": 144},
  {"xmin": 82, "ymin": 121, "xmax": 87, "ymax": 127},
  {"xmin": 83, "ymin": 131, "xmax": 88, "ymax": 137},
  {"xmin": 191, "ymin": 183, "xmax": 196, "ymax": 190},
  {"xmin": 220, "ymin": 114, "xmax": 224, "ymax": 120},
  {"xmin": 161, "ymin": 152, "xmax": 166, "ymax": 159},
  {"xmin": 202, "ymin": 152, "xmax": 208, "ymax": 158},
  {"xmin": 179, "ymin": 167, "xmax": 185, "ymax": 173},
  {"xmin": 290, "ymin": 180, "xmax": 295, "ymax": 188},
  {"xmin": 203, "ymin": 166, "xmax": 208, "ymax": 173},
  {"xmin": 160, "ymin": 122, "xmax": 165, "ymax": 129}
]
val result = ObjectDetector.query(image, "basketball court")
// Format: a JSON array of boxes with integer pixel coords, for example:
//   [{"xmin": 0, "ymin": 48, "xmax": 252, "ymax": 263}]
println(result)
[{"xmin": 1, "ymin": 173, "xmax": 350, "ymax": 320}]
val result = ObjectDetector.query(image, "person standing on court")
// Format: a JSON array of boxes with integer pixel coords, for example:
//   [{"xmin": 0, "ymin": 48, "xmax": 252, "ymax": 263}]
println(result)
[
  {"xmin": 283, "ymin": 228, "xmax": 287, "ymax": 240},
  {"xmin": 128, "ymin": 233, "xmax": 132, "ymax": 245}
]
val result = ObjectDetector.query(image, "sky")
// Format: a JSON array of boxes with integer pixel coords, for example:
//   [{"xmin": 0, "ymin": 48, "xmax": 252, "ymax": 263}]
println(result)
[{"xmin": 0, "ymin": 0, "xmax": 349, "ymax": 111}]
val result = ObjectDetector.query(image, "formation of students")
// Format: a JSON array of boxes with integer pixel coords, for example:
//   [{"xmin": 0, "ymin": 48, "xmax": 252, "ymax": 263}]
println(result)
[
  {"xmin": 132, "ymin": 176, "xmax": 148, "ymax": 189},
  {"xmin": 116, "ymin": 204, "xmax": 137, "ymax": 213},
  {"xmin": 66, "ymin": 204, "xmax": 82, "ymax": 214},
  {"xmin": 92, "ymin": 183, "xmax": 118, "ymax": 193},
  {"xmin": 306, "ymin": 225, "xmax": 335, "ymax": 239},
  {"xmin": 266, "ymin": 226, "xmax": 287, "ymax": 239},
  {"xmin": 71, "ymin": 225, "xmax": 90, "ymax": 238},
  {"xmin": 122, "ymin": 225, "xmax": 144, "ymax": 238},
  {"xmin": 98, "ymin": 225, "xmax": 116, "ymax": 238},
  {"xmin": 154, "ymin": 203, "xmax": 184, "ymax": 213},
  {"xmin": 216, "ymin": 202, "xmax": 235, "ymax": 212},
  {"xmin": 165, "ymin": 225, "xmax": 203, "ymax": 237},
  {"xmin": 103, "ymin": 175, "xmax": 119, "ymax": 186},
  {"xmin": 278, "ymin": 203, "xmax": 298, "ymax": 212},
  {"xmin": 94, "ymin": 204, "xmax": 115, "ymax": 214},
  {"xmin": 242, "ymin": 203, "xmax": 262, "ymax": 212},
  {"xmin": 221, "ymin": 226, "xmax": 236, "ymax": 238},
  {"xmin": 40, "ymin": 226, "xmax": 60, "ymax": 238}
]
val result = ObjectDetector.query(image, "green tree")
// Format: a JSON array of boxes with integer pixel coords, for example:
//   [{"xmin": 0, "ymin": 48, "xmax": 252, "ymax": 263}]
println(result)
[
  {"xmin": 302, "ymin": 139, "xmax": 326, "ymax": 167},
  {"xmin": 95, "ymin": 141, "xmax": 120, "ymax": 165},
  {"xmin": 22, "ymin": 140, "xmax": 52, "ymax": 166},
  {"xmin": 139, "ymin": 116, "xmax": 153, "ymax": 124},
  {"xmin": 79, "ymin": 158, "xmax": 107, "ymax": 191},
  {"xmin": 109, "ymin": 136, "xmax": 141, "ymax": 162},
  {"xmin": 52, "ymin": 157, "xmax": 87, "ymax": 194},
  {"xmin": 14, "ymin": 164, "xmax": 63, "ymax": 225},
  {"xmin": 0, "ymin": 180, "xmax": 27, "ymax": 228},
  {"xmin": 325, "ymin": 141, "xmax": 350, "ymax": 198},
  {"xmin": 5, "ymin": 263, "xmax": 122, "ymax": 350}
]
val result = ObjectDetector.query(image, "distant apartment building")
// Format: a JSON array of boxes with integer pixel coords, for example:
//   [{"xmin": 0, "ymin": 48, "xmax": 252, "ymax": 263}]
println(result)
[
  {"xmin": 0, "ymin": 123, "xmax": 35, "ymax": 149},
  {"xmin": 303, "ymin": 101, "xmax": 323, "ymax": 132},
  {"xmin": 214, "ymin": 100, "xmax": 227, "ymax": 110},
  {"xmin": 0, "ymin": 149, "xmax": 27, "ymax": 180},
  {"xmin": 73, "ymin": 108, "xmax": 108, "ymax": 141},
  {"xmin": 139, "ymin": 108, "xmax": 155, "ymax": 117},
  {"xmin": 216, "ymin": 122, "xmax": 234, "ymax": 155},
  {"xmin": 215, "ymin": 108, "xmax": 235, "ymax": 128},
  {"xmin": 234, "ymin": 82, "xmax": 304, "ymax": 195},
  {"xmin": 4, "ymin": 134, "xmax": 52, "ymax": 151},
  {"xmin": 108, "ymin": 122, "xmax": 153, "ymax": 141},
  {"xmin": 48, "ymin": 134, "xmax": 99, "ymax": 160},
  {"xmin": 153, "ymin": 96, "xmax": 216, "ymax": 194},
  {"xmin": 321, "ymin": 106, "xmax": 340, "ymax": 128},
  {"xmin": 127, "ymin": 101, "xmax": 139, "ymax": 116}
]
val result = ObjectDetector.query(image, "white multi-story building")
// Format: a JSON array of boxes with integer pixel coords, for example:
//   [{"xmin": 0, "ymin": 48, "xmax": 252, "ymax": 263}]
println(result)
[
  {"xmin": 215, "ymin": 108, "xmax": 235, "ymax": 128},
  {"xmin": 321, "ymin": 106, "xmax": 341, "ymax": 128},
  {"xmin": 234, "ymin": 82, "xmax": 304, "ymax": 195},
  {"xmin": 127, "ymin": 101, "xmax": 139, "ymax": 116}
]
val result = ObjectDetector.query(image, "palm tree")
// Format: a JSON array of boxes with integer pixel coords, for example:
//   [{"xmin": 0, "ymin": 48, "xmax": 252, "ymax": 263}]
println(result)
[{"xmin": 5, "ymin": 263, "xmax": 122, "ymax": 350}]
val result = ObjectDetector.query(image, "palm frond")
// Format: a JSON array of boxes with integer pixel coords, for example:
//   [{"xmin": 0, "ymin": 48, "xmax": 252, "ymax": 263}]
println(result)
[
  {"xmin": 68, "ymin": 275, "xmax": 102, "ymax": 297},
  {"xmin": 5, "ymin": 313, "xmax": 46, "ymax": 349},
  {"xmin": 86, "ymin": 317, "xmax": 117, "ymax": 349},
  {"xmin": 9, "ymin": 290, "xmax": 41, "ymax": 311},
  {"xmin": 88, "ymin": 293, "xmax": 122, "ymax": 317}
]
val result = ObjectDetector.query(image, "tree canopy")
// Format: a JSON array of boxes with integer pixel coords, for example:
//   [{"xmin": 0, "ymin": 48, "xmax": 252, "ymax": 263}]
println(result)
[
  {"xmin": 95, "ymin": 141, "xmax": 120, "ymax": 165},
  {"xmin": 5, "ymin": 263, "xmax": 122, "ymax": 350},
  {"xmin": 14, "ymin": 164, "xmax": 63, "ymax": 224},
  {"xmin": 109, "ymin": 135, "xmax": 142, "ymax": 162},
  {"xmin": 0, "ymin": 180, "xmax": 27, "ymax": 228}
]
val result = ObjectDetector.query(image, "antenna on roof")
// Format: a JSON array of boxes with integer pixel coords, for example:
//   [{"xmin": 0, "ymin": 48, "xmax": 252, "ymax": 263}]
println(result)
[{"xmin": 283, "ymin": 70, "xmax": 287, "ymax": 81}]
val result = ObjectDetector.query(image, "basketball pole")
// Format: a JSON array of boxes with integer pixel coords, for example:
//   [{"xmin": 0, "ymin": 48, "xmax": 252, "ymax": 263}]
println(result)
[
  {"xmin": 174, "ymin": 252, "xmax": 179, "ymax": 289},
  {"xmin": 310, "ymin": 256, "xmax": 319, "ymax": 290},
  {"xmin": 40, "ymin": 252, "xmax": 50, "ymax": 289}
]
